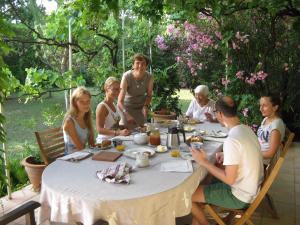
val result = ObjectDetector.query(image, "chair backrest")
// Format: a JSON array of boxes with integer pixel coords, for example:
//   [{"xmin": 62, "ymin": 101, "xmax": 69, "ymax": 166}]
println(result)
[
  {"xmin": 281, "ymin": 127, "xmax": 295, "ymax": 157},
  {"xmin": 35, "ymin": 127, "xmax": 65, "ymax": 165},
  {"xmin": 235, "ymin": 153, "xmax": 284, "ymax": 225}
]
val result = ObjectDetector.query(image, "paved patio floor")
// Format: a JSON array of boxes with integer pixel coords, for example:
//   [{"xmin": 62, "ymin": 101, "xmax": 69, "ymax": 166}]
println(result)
[{"xmin": 1, "ymin": 142, "xmax": 299, "ymax": 225}]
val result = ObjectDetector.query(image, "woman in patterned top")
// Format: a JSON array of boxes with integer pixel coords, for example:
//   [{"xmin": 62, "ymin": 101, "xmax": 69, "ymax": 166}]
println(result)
[
  {"xmin": 257, "ymin": 93, "xmax": 285, "ymax": 163},
  {"xmin": 96, "ymin": 77, "xmax": 130, "ymax": 143}
]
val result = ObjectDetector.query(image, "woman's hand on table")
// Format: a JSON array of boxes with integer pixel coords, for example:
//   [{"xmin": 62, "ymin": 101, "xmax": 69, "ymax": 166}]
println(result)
[
  {"xmin": 119, "ymin": 129, "xmax": 131, "ymax": 136},
  {"xmin": 190, "ymin": 148, "xmax": 209, "ymax": 165}
]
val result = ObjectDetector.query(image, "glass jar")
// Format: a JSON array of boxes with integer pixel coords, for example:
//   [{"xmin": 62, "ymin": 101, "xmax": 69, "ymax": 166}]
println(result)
[{"xmin": 149, "ymin": 128, "xmax": 161, "ymax": 146}]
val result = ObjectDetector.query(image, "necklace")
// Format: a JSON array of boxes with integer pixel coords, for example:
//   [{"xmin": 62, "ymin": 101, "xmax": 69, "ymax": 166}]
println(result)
[
  {"xmin": 132, "ymin": 71, "xmax": 144, "ymax": 89},
  {"xmin": 135, "ymin": 79, "xmax": 144, "ymax": 88}
]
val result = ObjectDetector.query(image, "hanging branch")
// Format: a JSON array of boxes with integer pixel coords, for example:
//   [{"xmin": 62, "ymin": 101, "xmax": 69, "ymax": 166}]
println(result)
[{"xmin": 4, "ymin": 0, "xmax": 115, "ymax": 62}]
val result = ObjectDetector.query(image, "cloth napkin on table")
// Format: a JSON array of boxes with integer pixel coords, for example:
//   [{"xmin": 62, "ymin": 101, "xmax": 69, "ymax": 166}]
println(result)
[
  {"xmin": 160, "ymin": 160, "xmax": 193, "ymax": 173},
  {"xmin": 96, "ymin": 162, "xmax": 132, "ymax": 184}
]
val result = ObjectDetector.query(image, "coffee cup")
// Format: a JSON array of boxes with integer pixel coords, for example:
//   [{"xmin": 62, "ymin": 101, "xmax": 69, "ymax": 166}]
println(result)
[{"xmin": 190, "ymin": 142, "xmax": 203, "ymax": 151}]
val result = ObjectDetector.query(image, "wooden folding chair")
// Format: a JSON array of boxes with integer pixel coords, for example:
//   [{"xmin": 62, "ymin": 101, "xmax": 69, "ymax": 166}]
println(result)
[
  {"xmin": 281, "ymin": 128, "xmax": 295, "ymax": 157},
  {"xmin": 263, "ymin": 127, "xmax": 295, "ymax": 219},
  {"xmin": 204, "ymin": 151, "xmax": 285, "ymax": 225},
  {"xmin": 0, "ymin": 201, "xmax": 41, "ymax": 225},
  {"xmin": 35, "ymin": 127, "xmax": 65, "ymax": 165}
]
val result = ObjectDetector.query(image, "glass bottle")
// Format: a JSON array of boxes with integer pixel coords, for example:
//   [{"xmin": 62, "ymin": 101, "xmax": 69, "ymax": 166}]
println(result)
[{"xmin": 149, "ymin": 128, "xmax": 161, "ymax": 146}]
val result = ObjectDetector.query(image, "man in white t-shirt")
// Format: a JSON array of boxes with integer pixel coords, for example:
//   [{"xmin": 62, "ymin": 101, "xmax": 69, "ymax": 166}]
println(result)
[{"xmin": 190, "ymin": 96, "xmax": 264, "ymax": 225}]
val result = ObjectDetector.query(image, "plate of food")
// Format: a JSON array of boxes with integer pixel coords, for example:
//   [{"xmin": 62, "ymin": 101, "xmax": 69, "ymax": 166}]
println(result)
[
  {"xmin": 155, "ymin": 120, "xmax": 177, "ymax": 128},
  {"xmin": 124, "ymin": 147, "xmax": 156, "ymax": 159},
  {"xmin": 184, "ymin": 125, "xmax": 195, "ymax": 132},
  {"xmin": 186, "ymin": 136, "xmax": 204, "ymax": 146},
  {"xmin": 95, "ymin": 140, "xmax": 112, "ymax": 150},
  {"xmin": 184, "ymin": 118, "xmax": 203, "ymax": 125},
  {"xmin": 155, "ymin": 145, "xmax": 168, "ymax": 153}
]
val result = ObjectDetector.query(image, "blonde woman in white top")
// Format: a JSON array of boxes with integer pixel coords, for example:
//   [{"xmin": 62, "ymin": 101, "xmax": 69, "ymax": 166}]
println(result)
[{"xmin": 96, "ymin": 77, "xmax": 130, "ymax": 143}]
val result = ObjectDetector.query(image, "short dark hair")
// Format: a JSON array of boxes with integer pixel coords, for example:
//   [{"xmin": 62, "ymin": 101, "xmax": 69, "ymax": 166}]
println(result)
[
  {"xmin": 261, "ymin": 93, "xmax": 281, "ymax": 108},
  {"xmin": 133, "ymin": 53, "xmax": 150, "ymax": 66},
  {"xmin": 215, "ymin": 96, "xmax": 237, "ymax": 117}
]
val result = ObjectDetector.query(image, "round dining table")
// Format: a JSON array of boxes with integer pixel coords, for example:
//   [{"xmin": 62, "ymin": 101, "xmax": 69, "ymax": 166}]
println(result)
[{"xmin": 38, "ymin": 122, "xmax": 227, "ymax": 225}]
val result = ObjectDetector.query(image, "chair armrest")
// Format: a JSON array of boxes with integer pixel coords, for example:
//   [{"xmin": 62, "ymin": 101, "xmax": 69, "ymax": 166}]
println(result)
[{"xmin": 0, "ymin": 201, "xmax": 41, "ymax": 225}]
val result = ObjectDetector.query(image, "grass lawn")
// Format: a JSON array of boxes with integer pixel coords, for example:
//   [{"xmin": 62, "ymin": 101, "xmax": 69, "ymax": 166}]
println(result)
[
  {"xmin": 1, "ymin": 88, "xmax": 193, "ymax": 195},
  {"xmin": 4, "ymin": 88, "xmax": 193, "ymax": 154}
]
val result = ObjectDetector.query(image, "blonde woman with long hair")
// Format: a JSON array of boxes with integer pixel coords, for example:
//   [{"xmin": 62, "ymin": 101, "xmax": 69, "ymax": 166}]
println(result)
[
  {"xmin": 96, "ymin": 77, "xmax": 130, "ymax": 143},
  {"xmin": 63, "ymin": 87, "xmax": 95, "ymax": 154}
]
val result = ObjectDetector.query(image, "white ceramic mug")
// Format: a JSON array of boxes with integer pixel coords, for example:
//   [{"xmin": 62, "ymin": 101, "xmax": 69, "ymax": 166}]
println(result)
[{"xmin": 136, "ymin": 152, "xmax": 150, "ymax": 167}]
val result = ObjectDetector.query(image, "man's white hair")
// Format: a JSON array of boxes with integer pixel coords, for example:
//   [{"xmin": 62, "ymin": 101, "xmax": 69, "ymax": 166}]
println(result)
[{"xmin": 194, "ymin": 85, "xmax": 209, "ymax": 96}]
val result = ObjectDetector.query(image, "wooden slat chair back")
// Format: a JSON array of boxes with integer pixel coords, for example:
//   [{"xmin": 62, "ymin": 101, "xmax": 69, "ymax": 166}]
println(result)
[
  {"xmin": 281, "ymin": 128, "xmax": 295, "ymax": 157},
  {"xmin": 205, "ymin": 152, "xmax": 285, "ymax": 225},
  {"xmin": 263, "ymin": 127, "xmax": 295, "ymax": 219},
  {"xmin": 35, "ymin": 127, "xmax": 65, "ymax": 165}
]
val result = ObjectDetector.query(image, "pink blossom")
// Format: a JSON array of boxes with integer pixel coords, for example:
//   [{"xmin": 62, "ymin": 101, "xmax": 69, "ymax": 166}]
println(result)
[
  {"xmin": 187, "ymin": 59, "xmax": 193, "ymax": 68},
  {"xmin": 215, "ymin": 31, "xmax": 222, "ymax": 40},
  {"xmin": 236, "ymin": 71, "xmax": 244, "ymax": 79},
  {"xmin": 175, "ymin": 56, "xmax": 182, "ymax": 63},
  {"xmin": 242, "ymin": 108, "xmax": 249, "ymax": 117},
  {"xmin": 221, "ymin": 77, "xmax": 230, "ymax": 86},
  {"xmin": 167, "ymin": 24, "xmax": 175, "ymax": 34},
  {"xmin": 250, "ymin": 124, "xmax": 258, "ymax": 133},
  {"xmin": 256, "ymin": 70, "xmax": 268, "ymax": 80},
  {"xmin": 232, "ymin": 41, "xmax": 239, "ymax": 50},
  {"xmin": 155, "ymin": 35, "xmax": 168, "ymax": 50},
  {"xmin": 245, "ymin": 77, "xmax": 256, "ymax": 85}
]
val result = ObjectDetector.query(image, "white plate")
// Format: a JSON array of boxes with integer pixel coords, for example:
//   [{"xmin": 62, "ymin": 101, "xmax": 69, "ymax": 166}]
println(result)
[
  {"xmin": 124, "ymin": 147, "xmax": 156, "ymax": 159},
  {"xmin": 181, "ymin": 152, "xmax": 194, "ymax": 161},
  {"xmin": 155, "ymin": 145, "xmax": 168, "ymax": 153},
  {"xmin": 206, "ymin": 131, "xmax": 228, "ymax": 138}
]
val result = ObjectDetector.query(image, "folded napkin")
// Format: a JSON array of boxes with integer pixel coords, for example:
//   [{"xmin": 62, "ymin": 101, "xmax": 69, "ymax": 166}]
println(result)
[
  {"xmin": 96, "ymin": 162, "xmax": 132, "ymax": 184},
  {"xmin": 160, "ymin": 160, "xmax": 193, "ymax": 173},
  {"xmin": 58, "ymin": 151, "xmax": 92, "ymax": 162}
]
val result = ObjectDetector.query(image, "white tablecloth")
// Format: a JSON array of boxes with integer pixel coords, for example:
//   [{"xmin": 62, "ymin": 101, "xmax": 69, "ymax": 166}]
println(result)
[{"xmin": 39, "ymin": 122, "xmax": 225, "ymax": 225}]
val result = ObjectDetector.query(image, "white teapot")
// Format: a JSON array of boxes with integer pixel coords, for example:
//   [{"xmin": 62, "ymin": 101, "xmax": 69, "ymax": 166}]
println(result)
[{"xmin": 133, "ymin": 133, "xmax": 149, "ymax": 145}]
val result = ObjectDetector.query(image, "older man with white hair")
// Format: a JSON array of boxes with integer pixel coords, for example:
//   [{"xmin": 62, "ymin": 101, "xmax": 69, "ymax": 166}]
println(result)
[{"xmin": 185, "ymin": 85, "xmax": 217, "ymax": 122}]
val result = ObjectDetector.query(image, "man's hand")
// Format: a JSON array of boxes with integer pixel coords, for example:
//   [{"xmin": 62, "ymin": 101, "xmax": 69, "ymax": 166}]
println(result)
[
  {"xmin": 215, "ymin": 152, "xmax": 224, "ymax": 164},
  {"xmin": 190, "ymin": 148, "xmax": 209, "ymax": 165},
  {"xmin": 204, "ymin": 112, "xmax": 214, "ymax": 122}
]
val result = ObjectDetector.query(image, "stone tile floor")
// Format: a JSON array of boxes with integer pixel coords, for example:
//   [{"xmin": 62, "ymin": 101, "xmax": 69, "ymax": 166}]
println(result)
[{"xmin": 1, "ymin": 142, "xmax": 299, "ymax": 225}]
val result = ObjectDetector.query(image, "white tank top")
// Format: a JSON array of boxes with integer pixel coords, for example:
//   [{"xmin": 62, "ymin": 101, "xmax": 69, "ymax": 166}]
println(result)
[{"xmin": 96, "ymin": 102, "xmax": 121, "ymax": 143}]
